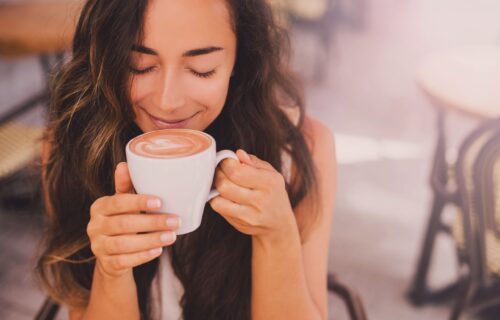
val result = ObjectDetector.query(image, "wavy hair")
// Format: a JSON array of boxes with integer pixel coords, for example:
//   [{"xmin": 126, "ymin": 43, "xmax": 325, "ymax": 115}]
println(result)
[{"xmin": 34, "ymin": 0, "xmax": 318, "ymax": 319}]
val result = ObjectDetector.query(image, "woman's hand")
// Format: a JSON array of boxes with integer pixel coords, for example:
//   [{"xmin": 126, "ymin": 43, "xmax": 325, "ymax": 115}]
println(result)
[
  {"xmin": 87, "ymin": 162, "xmax": 181, "ymax": 279},
  {"xmin": 209, "ymin": 150, "xmax": 297, "ymax": 243}
]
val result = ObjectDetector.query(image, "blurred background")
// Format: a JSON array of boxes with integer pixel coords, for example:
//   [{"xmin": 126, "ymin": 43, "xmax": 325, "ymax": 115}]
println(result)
[{"xmin": 1, "ymin": 0, "xmax": 500, "ymax": 319}]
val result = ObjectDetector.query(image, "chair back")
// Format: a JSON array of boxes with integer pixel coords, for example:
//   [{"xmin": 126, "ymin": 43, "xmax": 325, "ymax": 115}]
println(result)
[
  {"xmin": 473, "ymin": 128, "xmax": 500, "ymax": 285},
  {"xmin": 453, "ymin": 118, "xmax": 500, "ymax": 284}
]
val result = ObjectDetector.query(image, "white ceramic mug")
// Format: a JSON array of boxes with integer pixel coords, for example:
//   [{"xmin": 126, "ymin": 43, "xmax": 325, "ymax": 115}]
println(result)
[{"xmin": 125, "ymin": 129, "xmax": 238, "ymax": 235}]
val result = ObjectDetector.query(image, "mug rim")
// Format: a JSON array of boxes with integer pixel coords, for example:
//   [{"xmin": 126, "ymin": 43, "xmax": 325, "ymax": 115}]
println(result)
[{"xmin": 126, "ymin": 128, "xmax": 215, "ymax": 161}]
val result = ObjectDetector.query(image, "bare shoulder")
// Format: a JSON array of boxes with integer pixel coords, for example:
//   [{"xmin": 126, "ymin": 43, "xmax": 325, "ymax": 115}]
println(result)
[
  {"xmin": 294, "ymin": 114, "xmax": 336, "ymax": 318},
  {"xmin": 302, "ymin": 114, "xmax": 336, "ymax": 171},
  {"xmin": 293, "ymin": 114, "xmax": 336, "ymax": 240}
]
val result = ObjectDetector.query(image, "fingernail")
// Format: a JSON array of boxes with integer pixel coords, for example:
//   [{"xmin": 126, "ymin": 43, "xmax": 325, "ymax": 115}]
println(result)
[
  {"xmin": 166, "ymin": 217, "xmax": 181, "ymax": 228},
  {"xmin": 149, "ymin": 247, "xmax": 162, "ymax": 256},
  {"xmin": 160, "ymin": 232, "xmax": 176, "ymax": 243},
  {"xmin": 147, "ymin": 198, "xmax": 162, "ymax": 209}
]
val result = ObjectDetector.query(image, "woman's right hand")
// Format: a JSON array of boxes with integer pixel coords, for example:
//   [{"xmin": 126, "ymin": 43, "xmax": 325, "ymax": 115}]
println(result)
[{"xmin": 87, "ymin": 162, "xmax": 180, "ymax": 278}]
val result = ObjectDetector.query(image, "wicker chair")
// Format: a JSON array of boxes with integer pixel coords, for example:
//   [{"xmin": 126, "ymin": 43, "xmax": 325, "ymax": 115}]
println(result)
[
  {"xmin": 0, "ymin": 1, "xmax": 80, "ymax": 207},
  {"xmin": 449, "ymin": 119, "xmax": 500, "ymax": 319},
  {"xmin": 407, "ymin": 117, "xmax": 500, "ymax": 319}
]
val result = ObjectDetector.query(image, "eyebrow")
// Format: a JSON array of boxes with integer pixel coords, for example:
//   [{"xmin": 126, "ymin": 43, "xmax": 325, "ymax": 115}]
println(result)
[{"xmin": 131, "ymin": 45, "xmax": 224, "ymax": 57}]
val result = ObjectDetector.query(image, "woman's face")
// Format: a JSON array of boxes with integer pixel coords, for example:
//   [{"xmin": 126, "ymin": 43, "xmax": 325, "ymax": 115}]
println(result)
[{"xmin": 129, "ymin": 0, "xmax": 237, "ymax": 132}]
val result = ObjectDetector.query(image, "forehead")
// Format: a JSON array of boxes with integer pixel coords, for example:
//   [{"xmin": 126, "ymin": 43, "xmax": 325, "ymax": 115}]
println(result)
[{"xmin": 142, "ymin": 0, "xmax": 235, "ymax": 52}]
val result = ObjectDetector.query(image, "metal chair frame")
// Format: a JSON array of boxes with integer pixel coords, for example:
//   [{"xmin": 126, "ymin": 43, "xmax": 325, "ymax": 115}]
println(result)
[
  {"xmin": 408, "ymin": 116, "xmax": 500, "ymax": 303},
  {"xmin": 408, "ymin": 116, "xmax": 500, "ymax": 319}
]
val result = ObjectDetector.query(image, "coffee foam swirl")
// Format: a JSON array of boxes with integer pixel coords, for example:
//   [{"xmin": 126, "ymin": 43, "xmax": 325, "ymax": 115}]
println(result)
[{"xmin": 129, "ymin": 130, "xmax": 211, "ymax": 159}]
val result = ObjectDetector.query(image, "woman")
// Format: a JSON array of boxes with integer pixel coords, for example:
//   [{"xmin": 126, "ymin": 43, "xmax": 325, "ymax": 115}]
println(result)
[{"xmin": 35, "ymin": 0, "xmax": 336, "ymax": 319}]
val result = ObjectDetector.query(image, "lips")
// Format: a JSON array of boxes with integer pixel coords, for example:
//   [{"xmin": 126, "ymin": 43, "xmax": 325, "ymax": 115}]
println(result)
[
  {"xmin": 150, "ymin": 113, "xmax": 192, "ymax": 124},
  {"xmin": 144, "ymin": 108, "xmax": 199, "ymax": 129}
]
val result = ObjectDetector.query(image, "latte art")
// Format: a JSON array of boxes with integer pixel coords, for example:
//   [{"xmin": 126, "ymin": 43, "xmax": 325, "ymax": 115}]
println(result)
[{"xmin": 129, "ymin": 129, "xmax": 212, "ymax": 158}]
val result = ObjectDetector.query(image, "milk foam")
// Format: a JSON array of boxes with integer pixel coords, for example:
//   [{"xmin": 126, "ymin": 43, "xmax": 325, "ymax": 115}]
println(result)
[{"xmin": 129, "ymin": 130, "xmax": 211, "ymax": 159}]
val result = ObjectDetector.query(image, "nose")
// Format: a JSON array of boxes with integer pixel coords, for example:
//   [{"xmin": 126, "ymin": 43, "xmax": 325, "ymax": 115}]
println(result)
[{"xmin": 154, "ymin": 69, "xmax": 186, "ymax": 112}]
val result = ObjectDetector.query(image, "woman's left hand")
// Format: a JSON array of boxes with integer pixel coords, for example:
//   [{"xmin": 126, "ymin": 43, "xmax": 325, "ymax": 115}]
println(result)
[{"xmin": 209, "ymin": 149, "xmax": 297, "ymax": 242}]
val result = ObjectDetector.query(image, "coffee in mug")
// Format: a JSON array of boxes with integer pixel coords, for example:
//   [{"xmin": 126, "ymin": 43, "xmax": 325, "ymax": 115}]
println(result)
[
  {"xmin": 126, "ymin": 129, "xmax": 238, "ymax": 235},
  {"xmin": 128, "ymin": 129, "xmax": 212, "ymax": 159}
]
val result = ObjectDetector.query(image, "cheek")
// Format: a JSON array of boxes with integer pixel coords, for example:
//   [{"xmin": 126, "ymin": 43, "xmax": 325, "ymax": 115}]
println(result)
[
  {"xmin": 129, "ymin": 76, "xmax": 155, "ymax": 103},
  {"xmin": 190, "ymin": 76, "xmax": 231, "ymax": 112}
]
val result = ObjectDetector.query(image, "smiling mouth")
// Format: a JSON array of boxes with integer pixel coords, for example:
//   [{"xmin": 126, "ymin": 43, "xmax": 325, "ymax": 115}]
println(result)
[
  {"xmin": 143, "ymin": 108, "xmax": 198, "ymax": 123},
  {"xmin": 152, "ymin": 115, "xmax": 192, "ymax": 123}
]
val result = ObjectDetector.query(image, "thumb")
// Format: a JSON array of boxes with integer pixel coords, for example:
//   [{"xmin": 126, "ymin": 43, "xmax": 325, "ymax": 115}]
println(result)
[
  {"xmin": 236, "ymin": 150, "xmax": 275, "ymax": 172},
  {"xmin": 236, "ymin": 149, "xmax": 253, "ymax": 166},
  {"xmin": 114, "ymin": 162, "xmax": 134, "ymax": 194}
]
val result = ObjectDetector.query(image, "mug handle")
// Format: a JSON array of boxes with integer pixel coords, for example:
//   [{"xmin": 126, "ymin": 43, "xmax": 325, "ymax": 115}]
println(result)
[{"xmin": 207, "ymin": 150, "xmax": 239, "ymax": 201}]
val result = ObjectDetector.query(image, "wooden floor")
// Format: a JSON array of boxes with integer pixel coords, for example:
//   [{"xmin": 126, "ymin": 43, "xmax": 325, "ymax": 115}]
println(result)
[{"xmin": 2, "ymin": 0, "xmax": 500, "ymax": 319}]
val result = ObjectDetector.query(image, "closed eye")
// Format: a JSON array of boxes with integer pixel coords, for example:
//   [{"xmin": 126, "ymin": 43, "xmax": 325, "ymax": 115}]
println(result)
[
  {"xmin": 129, "ymin": 66, "xmax": 156, "ymax": 75},
  {"xmin": 190, "ymin": 69, "xmax": 216, "ymax": 78},
  {"xmin": 129, "ymin": 66, "xmax": 216, "ymax": 78}
]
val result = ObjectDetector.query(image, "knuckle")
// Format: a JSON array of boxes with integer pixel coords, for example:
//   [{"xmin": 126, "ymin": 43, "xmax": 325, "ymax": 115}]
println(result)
[
  {"xmin": 90, "ymin": 198, "xmax": 103, "ymax": 216},
  {"xmin": 86, "ymin": 221, "xmax": 95, "ymax": 237},
  {"xmin": 113, "ymin": 256, "xmax": 125, "ymax": 270},
  {"xmin": 87, "ymin": 215, "xmax": 104, "ymax": 236},
  {"xmin": 116, "ymin": 217, "xmax": 130, "ymax": 232},
  {"xmin": 110, "ymin": 196, "xmax": 121, "ymax": 211},
  {"xmin": 90, "ymin": 241, "xmax": 97, "ymax": 255},
  {"xmin": 218, "ymin": 179, "xmax": 229, "ymax": 194}
]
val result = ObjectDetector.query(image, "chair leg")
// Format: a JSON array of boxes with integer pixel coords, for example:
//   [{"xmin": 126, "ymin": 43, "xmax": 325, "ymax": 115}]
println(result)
[
  {"xmin": 328, "ymin": 274, "xmax": 368, "ymax": 320},
  {"xmin": 34, "ymin": 296, "xmax": 60, "ymax": 320},
  {"xmin": 449, "ymin": 278, "xmax": 476, "ymax": 320},
  {"xmin": 408, "ymin": 109, "xmax": 452, "ymax": 305},
  {"xmin": 408, "ymin": 195, "xmax": 447, "ymax": 305}
]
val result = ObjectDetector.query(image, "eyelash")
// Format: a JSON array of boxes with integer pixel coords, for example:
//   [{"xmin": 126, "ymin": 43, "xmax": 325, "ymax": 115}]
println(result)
[
  {"xmin": 129, "ymin": 67, "xmax": 155, "ymax": 75},
  {"xmin": 189, "ymin": 69, "xmax": 216, "ymax": 78},
  {"xmin": 129, "ymin": 67, "xmax": 216, "ymax": 78}
]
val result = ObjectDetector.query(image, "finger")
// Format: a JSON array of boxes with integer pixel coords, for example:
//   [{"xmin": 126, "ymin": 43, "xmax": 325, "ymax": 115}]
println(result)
[
  {"xmin": 210, "ymin": 196, "xmax": 266, "ymax": 232},
  {"xmin": 214, "ymin": 170, "xmax": 257, "ymax": 207},
  {"xmin": 219, "ymin": 158, "xmax": 276, "ymax": 189},
  {"xmin": 115, "ymin": 162, "xmax": 134, "ymax": 194},
  {"xmin": 220, "ymin": 213, "xmax": 255, "ymax": 231},
  {"xmin": 103, "ymin": 247, "xmax": 164, "ymax": 270},
  {"xmin": 102, "ymin": 213, "xmax": 181, "ymax": 235},
  {"xmin": 103, "ymin": 231, "xmax": 177, "ymax": 255},
  {"xmin": 209, "ymin": 195, "xmax": 253, "ymax": 221},
  {"xmin": 91, "ymin": 194, "xmax": 162, "ymax": 216},
  {"xmin": 236, "ymin": 149, "xmax": 253, "ymax": 166}
]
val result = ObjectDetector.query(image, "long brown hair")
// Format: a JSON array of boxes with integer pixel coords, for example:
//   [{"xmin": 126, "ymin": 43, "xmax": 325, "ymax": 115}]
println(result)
[{"xmin": 35, "ymin": 0, "xmax": 318, "ymax": 319}]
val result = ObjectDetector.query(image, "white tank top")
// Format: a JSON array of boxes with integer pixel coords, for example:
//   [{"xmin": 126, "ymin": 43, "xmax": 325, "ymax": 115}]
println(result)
[{"xmin": 151, "ymin": 107, "xmax": 300, "ymax": 319}]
